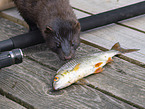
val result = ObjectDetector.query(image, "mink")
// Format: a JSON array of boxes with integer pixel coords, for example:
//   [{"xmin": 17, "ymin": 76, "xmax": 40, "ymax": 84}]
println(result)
[{"xmin": 13, "ymin": 0, "xmax": 81, "ymax": 60}]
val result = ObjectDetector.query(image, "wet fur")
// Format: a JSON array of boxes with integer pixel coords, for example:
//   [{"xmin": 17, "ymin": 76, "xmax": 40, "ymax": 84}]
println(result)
[{"xmin": 13, "ymin": 0, "xmax": 81, "ymax": 60}]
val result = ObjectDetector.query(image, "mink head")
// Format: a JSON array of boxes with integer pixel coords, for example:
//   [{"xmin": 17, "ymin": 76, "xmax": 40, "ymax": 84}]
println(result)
[{"xmin": 43, "ymin": 19, "xmax": 81, "ymax": 60}]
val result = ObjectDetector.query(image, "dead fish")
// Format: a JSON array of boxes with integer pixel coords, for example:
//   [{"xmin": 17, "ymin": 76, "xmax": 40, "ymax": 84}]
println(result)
[{"xmin": 53, "ymin": 42, "xmax": 139, "ymax": 90}]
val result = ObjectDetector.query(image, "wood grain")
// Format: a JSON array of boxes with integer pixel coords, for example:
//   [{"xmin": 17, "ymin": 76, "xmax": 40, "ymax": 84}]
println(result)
[
  {"xmin": 0, "ymin": 95, "xmax": 26, "ymax": 109},
  {"xmin": 120, "ymin": 15, "xmax": 145, "ymax": 32},
  {"xmin": 0, "ymin": 0, "xmax": 15, "ymax": 11},
  {"xmin": 0, "ymin": 17, "xmax": 136, "ymax": 109},
  {"xmin": 1, "ymin": 64, "xmax": 135, "ymax": 109},
  {"xmin": 0, "ymin": 7, "xmax": 89, "ymax": 28},
  {"xmin": 70, "ymin": 0, "xmax": 144, "ymax": 14}
]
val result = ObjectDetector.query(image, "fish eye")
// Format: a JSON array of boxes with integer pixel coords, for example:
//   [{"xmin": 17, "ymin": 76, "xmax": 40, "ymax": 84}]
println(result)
[{"xmin": 54, "ymin": 76, "xmax": 59, "ymax": 82}]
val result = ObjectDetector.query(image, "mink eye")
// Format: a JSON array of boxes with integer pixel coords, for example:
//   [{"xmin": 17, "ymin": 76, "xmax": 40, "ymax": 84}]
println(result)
[
  {"xmin": 71, "ymin": 41, "xmax": 75, "ymax": 46},
  {"xmin": 54, "ymin": 77, "xmax": 59, "ymax": 82},
  {"xmin": 56, "ymin": 43, "xmax": 61, "ymax": 48}
]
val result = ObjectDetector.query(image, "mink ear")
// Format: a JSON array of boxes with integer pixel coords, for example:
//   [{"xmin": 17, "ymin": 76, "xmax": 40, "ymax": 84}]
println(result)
[
  {"xmin": 44, "ymin": 25, "xmax": 54, "ymax": 33},
  {"xmin": 74, "ymin": 21, "xmax": 80, "ymax": 29}
]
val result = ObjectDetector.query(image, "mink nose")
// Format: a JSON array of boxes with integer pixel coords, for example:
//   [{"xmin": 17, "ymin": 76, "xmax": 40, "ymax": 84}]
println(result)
[{"xmin": 64, "ymin": 55, "xmax": 72, "ymax": 60}]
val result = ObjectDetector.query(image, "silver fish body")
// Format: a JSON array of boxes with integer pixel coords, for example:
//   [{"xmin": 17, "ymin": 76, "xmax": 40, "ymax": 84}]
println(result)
[{"xmin": 53, "ymin": 42, "xmax": 139, "ymax": 90}]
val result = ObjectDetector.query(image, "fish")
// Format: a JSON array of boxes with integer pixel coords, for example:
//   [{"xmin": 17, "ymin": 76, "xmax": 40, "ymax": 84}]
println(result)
[{"xmin": 53, "ymin": 42, "xmax": 139, "ymax": 90}]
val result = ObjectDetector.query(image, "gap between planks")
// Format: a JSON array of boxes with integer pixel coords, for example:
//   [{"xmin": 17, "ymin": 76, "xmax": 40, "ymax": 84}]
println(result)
[
  {"xmin": 0, "ymin": 88, "xmax": 34, "ymax": 109},
  {"xmin": 72, "ymin": 6, "xmax": 145, "ymax": 34}
]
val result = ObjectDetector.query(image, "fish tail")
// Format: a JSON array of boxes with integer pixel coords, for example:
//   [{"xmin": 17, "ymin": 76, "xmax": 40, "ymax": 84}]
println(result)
[{"xmin": 111, "ymin": 42, "xmax": 140, "ymax": 54}]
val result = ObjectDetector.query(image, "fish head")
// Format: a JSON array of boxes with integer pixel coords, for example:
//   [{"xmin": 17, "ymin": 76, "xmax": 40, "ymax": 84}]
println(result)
[{"xmin": 53, "ymin": 70, "xmax": 72, "ymax": 90}]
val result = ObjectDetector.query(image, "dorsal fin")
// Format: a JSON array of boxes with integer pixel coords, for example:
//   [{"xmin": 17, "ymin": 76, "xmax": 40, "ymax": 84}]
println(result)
[{"xmin": 111, "ymin": 42, "xmax": 140, "ymax": 53}]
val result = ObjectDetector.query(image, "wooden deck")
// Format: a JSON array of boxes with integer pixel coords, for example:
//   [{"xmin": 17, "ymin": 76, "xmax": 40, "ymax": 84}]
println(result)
[{"xmin": 0, "ymin": 0, "xmax": 145, "ymax": 109}]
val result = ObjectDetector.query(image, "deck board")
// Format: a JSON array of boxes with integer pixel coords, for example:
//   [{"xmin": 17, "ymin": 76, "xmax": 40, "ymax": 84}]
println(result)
[
  {"xmin": 0, "ymin": 95, "xmax": 26, "ymax": 109},
  {"xmin": 1, "ymin": 59, "xmax": 135, "ymax": 109},
  {"xmin": 120, "ymin": 15, "xmax": 145, "ymax": 32},
  {"xmin": 70, "ymin": 0, "xmax": 144, "ymax": 14},
  {"xmin": 0, "ymin": 17, "xmax": 137, "ymax": 109}
]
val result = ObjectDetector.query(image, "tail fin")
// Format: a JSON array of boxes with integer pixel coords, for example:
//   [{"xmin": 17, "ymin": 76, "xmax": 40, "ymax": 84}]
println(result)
[{"xmin": 111, "ymin": 42, "xmax": 140, "ymax": 53}]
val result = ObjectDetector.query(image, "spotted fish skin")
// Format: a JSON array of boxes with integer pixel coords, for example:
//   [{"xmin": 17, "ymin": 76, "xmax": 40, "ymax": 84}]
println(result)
[{"xmin": 53, "ymin": 42, "xmax": 139, "ymax": 90}]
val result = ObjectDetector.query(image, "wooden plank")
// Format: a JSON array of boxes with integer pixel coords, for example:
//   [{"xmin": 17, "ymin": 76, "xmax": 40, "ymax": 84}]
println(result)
[
  {"xmin": 0, "ymin": 0, "xmax": 15, "ymax": 11},
  {"xmin": 0, "ymin": 18, "xmax": 136, "ymax": 109},
  {"xmin": 0, "ymin": 95, "xmax": 26, "ymax": 109},
  {"xmin": 120, "ymin": 15, "xmax": 145, "ymax": 32},
  {"xmin": 0, "ymin": 7, "xmax": 89, "ymax": 28},
  {"xmin": 70, "ymin": 0, "xmax": 144, "ymax": 14},
  {"xmin": 0, "ymin": 58, "xmax": 136, "ymax": 109},
  {"xmin": 0, "ymin": 8, "xmax": 28, "ymax": 28}
]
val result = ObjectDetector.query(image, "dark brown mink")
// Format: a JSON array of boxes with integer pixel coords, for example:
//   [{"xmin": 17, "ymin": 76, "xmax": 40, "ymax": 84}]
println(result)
[{"xmin": 13, "ymin": 0, "xmax": 81, "ymax": 60}]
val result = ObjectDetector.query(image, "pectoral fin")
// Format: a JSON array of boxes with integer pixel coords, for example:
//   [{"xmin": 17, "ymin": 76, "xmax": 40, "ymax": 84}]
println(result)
[
  {"xmin": 94, "ymin": 67, "xmax": 104, "ymax": 74},
  {"xmin": 107, "ymin": 57, "xmax": 113, "ymax": 63},
  {"xmin": 95, "ymin": 62, "xmax": 103, "ymax": 68}
]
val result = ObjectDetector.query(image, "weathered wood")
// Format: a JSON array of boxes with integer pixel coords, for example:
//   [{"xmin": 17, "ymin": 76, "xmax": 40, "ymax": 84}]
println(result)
[
  {"xmin": 0, "ymin": 0, "xmax": 15, "ymax": 11},
  {"xmin": 0, "ymin": 8, "xmax": 29, "ymax": 28},
  {"xmin": 120, "ymin": 15, "xmax": 145, "ymax": 32},
  {"xmin": 70, "ymin": 0, "xmax": 144, "ymax": 14},
  {"xmin": 0, "ymin": 95, "xmax": 26, "ymax": 109},
  {"xmin": 0, "ymin": 7, "xmax": 89, "ymax": 28},
  {"xmin": 0, "ymin": 17, "xmax": 27, "ymax": 41},
  {"xmin": 0, "ymin": 17, "xmax": 136, "ymax": 109},
  {"xmin": 0, "ymin": 59, "xmax": 135, "ymax": 109}
]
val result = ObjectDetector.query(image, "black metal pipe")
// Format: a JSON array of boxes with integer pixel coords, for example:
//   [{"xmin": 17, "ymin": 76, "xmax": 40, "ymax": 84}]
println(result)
[
  {"xmin": 79, "ymin": 1, "xmax": 145, "ymax": 31},
  {"xmin": 0, "ymin": 49, "xmax": 23, "ymax": 68},
  {"xmin": 0, "ymin": 1, "xmax": 145, "ymax": 52},
  {"xmin": 0, "ymin": 30, "xmax": 45, "ymax": 52}
]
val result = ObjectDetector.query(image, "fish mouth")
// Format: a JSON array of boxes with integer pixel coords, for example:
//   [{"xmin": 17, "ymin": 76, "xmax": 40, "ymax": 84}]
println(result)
[
  {"xmin": 53, "ymin": 86, "xmax": 58, "ymax": 91},
  {"xmin": 53, "ymin": 84, "xmax": 60, "ymax": 91}
]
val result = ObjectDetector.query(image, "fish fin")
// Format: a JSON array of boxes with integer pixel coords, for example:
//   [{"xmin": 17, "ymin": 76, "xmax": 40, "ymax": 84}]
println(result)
[
  {"xmin": 76, "ymin": 79, "xmax": 90, "ymax": 85},
  {"xmin": 94, "ymin": 67, "xmax": 104, "ymax": 74},
  {"xmin": 111, "ymin": 42, "xmax": 140, "ymax": 54},
  {"xmin": 95, "ymin": 62, "xmax": 103, "ymax": 68},
  {"xmin": 73, "ymin": 63, "xmax": 81, "ymax": 71},
  {"xmin": 107, "ymin": 57, "xmax": 113, "ymax": 63}
]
